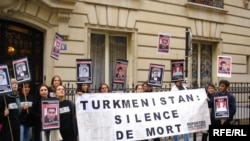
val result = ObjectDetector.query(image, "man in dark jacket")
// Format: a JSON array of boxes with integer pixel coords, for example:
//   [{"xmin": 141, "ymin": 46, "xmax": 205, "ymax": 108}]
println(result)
[{"xmin": 209, "ymin": 79, "xmax": 236, "ymax": 125}]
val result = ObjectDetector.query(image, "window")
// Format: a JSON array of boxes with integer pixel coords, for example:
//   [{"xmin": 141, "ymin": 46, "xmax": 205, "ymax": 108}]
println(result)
[
  {"xmin": 191, "ymin": 43, "xmax": 213, "ymax": 88},
  {"xmin": 90, "ymin": 33, "xmax": 127, "ymax": 88}
]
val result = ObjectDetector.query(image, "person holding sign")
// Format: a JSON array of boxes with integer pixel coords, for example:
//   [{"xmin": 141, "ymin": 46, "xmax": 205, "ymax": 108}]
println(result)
[
  {"xmin": 76, "ymin": 83, "xmax": 91, "ymax": 95},
  {"xmin": 135, "ymin": 84, "xmax": 143, "ymax": 93},
  {"xmin": 0, "ymin": 78, "xmax": 21, "ymax": 141},
  {"xmin": 171, "ymin": 81, "xmax": 190, "ymax": 141},
  {"xmin": 20, "ymin": 83, "xmax": 34, "ymax": 141},
  {"xmin": 209, "ymin": 80, "xmax": 236, "ymax": 125},
  {"xmin": 201, "ymin": 83, "xmax": 216, "ymax": 141},
  {"xmin": 32, "ymin": 84, "xmax": 50, "ymax": 141},
  {"xmin": 98, "ymin": 83, "xmax": 110, "ymax": 93},
  {"xmin": 55, "ymin": 85, "xmax": 78, "ymax": 141}
]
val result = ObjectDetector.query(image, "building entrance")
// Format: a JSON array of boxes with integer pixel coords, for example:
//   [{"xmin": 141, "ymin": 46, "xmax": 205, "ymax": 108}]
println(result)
[{"xmin": 0, "ymin": 19, "xmax": 44, "ymax": 94}]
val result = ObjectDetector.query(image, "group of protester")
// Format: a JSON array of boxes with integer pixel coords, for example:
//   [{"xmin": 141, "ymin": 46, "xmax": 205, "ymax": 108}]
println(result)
[
  {"xmin": 0, "ymin": 75, "xmax": 78, "ymax": 141},
  {"xmin": 0, "ymin": 74, "xmax": 236, "ymax": 141},
  {"xmin": 134, "ymin": 79, "xmax": 236, "ymax": 141}
]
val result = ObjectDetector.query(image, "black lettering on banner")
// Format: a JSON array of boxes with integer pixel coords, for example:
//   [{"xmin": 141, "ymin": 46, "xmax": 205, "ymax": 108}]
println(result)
[
  {"xmin": 126, "ymin": 115, "xmax": 130, "ymax": 123},
  {"xmin": 146, "ymin": 124, "xmax": 181, "ymax": 137},
  {"xmin": 116, "ymin": 130, "xmax": 134, "ymax": 140},
  {"xmin": 160, "ymin": 97, "xmax": 167, "ymax": 105},
  {"xmin": 122, "ymin": 110, "xmax": 179, "ymax": 124},
  {"xmin": 122, "ymin": 100, "xmax": 131, "ymax": 108},
  {"xmin": 172, "ymin": 110, "xmax": 179, "ymax": 118},
  {"xmin": 178, "ymin": 94, "xmax": 194, "ymax": 103},
  {"xmin": 168, "ymin": 96, "xmax": 175, "ymax": 104},
  {"xmin": 115, "ymin": 115, "xmax": 122, "ymax": 124},
  {"xmin": 103, "ymin": 100, "xmax": 110, "ymax": 109},
  {"xmin": 135, "ymin": 114, "xmax": 142, "ymax": 122},
  {"xmin": 80, "ymin": 101, "xmax": 88, "ymax": 110},
  {"xmin": 132, "ymin": 99, "xmax": 139, "ymax": 108},
  {"xmin": 145, "ymin": 113, "xmax": 151, "ymax": 121},
  {"xmin": 152, "ymin": 98, "xmax": 156, "ymax": 106},
  {"xmin": 92, "ymin": 100, "xmax": 100, "ymax": 109},
  {"xmin": 113, "ymin": 100, "xmax": 121, "ymax": 108},
  {"xmin": 141, "ymin": 99, "xmax": 149, "ymax": 107}
]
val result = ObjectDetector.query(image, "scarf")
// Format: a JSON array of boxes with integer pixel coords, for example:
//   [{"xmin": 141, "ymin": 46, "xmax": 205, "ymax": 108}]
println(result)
[{"xmin": 7, "ymin": 92, "xmax": 21, "ymax": 115}]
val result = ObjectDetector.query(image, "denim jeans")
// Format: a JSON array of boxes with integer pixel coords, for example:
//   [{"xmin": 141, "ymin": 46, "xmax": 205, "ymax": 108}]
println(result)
[
  {"xmin": 20, "ymin": 125, "xmax": 31, "ymax": 141},
  {"xmin": 173, "ymin": 134, "xmax": 189, "ymax": 141}
]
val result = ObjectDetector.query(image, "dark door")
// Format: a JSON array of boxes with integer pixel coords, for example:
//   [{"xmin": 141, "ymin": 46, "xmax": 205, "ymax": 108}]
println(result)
[{"xmin": 0, "ymin": 19, "xmax": 43, "ymax": 94}]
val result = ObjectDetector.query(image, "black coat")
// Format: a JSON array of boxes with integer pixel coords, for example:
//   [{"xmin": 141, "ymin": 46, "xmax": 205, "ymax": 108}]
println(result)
[{"xmin": 0, "ymin": 93, "xmax": 21, "ymax": 141}]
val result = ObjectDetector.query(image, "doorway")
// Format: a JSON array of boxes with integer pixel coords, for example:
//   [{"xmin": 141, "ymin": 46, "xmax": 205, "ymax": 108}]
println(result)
[{"xmin": 0, "ymin": 19, "xmax": 44, "ymax": 94}]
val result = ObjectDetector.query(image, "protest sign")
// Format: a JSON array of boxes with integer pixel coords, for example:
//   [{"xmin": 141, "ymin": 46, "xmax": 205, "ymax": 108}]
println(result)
[{"xmin": 75, "ymin": 89, "xmax": 210, "ymax": 141}]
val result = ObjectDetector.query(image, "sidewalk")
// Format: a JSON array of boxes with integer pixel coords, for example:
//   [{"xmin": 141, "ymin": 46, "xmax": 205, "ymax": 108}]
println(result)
[{"xmin": 148, "ymin": 132, "xmax": 203, "ymax": 141}]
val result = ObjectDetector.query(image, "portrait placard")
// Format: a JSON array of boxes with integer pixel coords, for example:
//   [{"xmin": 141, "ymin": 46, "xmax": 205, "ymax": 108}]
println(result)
[
  {"xmin": 113, "ymin": 59, "xmax": 128, "ymax": 84},
  {"xmin": 12, "ymin": 57, "xmax": 31, "ymax": 84},
  {"xmin": 171, "ymin": 60, "xmax": 184, "ymax": 82},
  {"xmin": 217, "ymin": 56, "xmax": 232, "ymax": 78},
  {"xmin": 42, "ymin": 98, "xmax": 60, "ymax": 130},
  {"xmin": 214, "ymin": 96, "xmax": 229, "ymax": 119},
  {"xmin": 148, "ymin": 64, "xmax": 165, "ymax": 87},
  {"xmin": 50, "ymin": 33, "xmax": 63, "ymax": 60},
  {"xmin": 76, "ymin": 59, "xmax": 92, "ymax": 84},
  {"xmin": 0, "ymin": 64, "xmax": 12, "ymax": 94},
  {"xmin": 157, "ymin": 33, "xmax": 171, "ymax": 55}
]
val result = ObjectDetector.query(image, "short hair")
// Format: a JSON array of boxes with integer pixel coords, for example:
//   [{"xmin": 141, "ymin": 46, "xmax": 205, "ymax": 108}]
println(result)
[
  {"xmin": 117, "ymin": 67, "xmax": 123, "ymax": 71},
  {"xmin": 220, "ymin": 61, "xmax": 226, "ymax": 65},
  {"xmin": 207, "ymin": 83, "xmax": 215, "ymax": 89},
  {"xmin": 0, "ymin": 74, "xmax": 5, "ymax": 79},
  {"xmin": 82, "ymin": 68, "xmax": 88, "ymax": 72},
  {"xmin": 47, "ymin": 107, "xmax": 56, "ymax": 112},
  {"xmin": 11, "ymin": 78, "xmax": 18, "ymax": 84},
  {"xmin": 219, "ymin": 80, "xmax": 230, "ymax": 87}
]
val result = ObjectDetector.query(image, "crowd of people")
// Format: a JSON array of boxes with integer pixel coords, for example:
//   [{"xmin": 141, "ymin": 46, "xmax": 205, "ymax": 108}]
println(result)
[{"xmin": 0, "ymin": 74, "xmax": 236, "ymax": 141}]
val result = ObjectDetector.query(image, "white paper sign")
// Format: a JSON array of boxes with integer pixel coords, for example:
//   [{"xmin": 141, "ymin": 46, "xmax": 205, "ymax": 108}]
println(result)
[{"xmin": 75, "ymin": 89, "xmax": 210, "ymax": 141}]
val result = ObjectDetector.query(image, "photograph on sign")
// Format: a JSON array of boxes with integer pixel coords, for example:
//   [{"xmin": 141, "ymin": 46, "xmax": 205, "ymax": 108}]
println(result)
[
  {"xmin": 214, "ymin": 96, "xmax": 229, "ymax": 119},
  {"xmin": 0, "ymin": 65, "xmax": 12, "ymax": 94},
  {"xmin": 76, "ymin": 59, "xmax": 92, "ymax": 84},
  {"xmin": 42, "ymin": 98, "xmax": 60, "ymax": 130},
  {"xmin": 12, "ymin": 57, "xmax": 31, "ymax": 83},
  {"xmin": 113, "ymin": 59, "xmax": 128, "ymax": 84},
  {"xmin": 148, "ymin": 64, "xmax": 165, "ymax": 87},
  {"xmin": 171, "ymin": 60, "xmax": 184, "ymax": 82},
  {"xmin": 50, "ymin": 33, "xmax": 63, "ymax": 60},
  {"xmin": 217, "ymin": 56, "xmax": 232, "ymax": 78},
  {"xmin": 157, "ymin": 33, "xmax": 171, "ymax": 55}
]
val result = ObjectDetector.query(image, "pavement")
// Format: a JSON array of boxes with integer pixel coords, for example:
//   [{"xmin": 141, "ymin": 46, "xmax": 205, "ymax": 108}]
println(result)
[{"xmin": 147, "ymin": 132, "xmax": 203, "ymax": 141}]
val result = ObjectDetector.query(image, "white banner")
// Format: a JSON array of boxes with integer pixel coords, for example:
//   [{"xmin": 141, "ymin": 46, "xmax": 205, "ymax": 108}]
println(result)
[{"xmin": 75, "ymin": 89, "xmax": 210, "ymax": 141}]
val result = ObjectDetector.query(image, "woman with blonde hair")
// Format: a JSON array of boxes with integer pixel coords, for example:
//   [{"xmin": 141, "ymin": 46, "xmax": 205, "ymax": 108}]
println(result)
[
  {"xmin": 48, "ymin": 75, "xmax": 62, "ymax": 97},
  {"xmin": 0, "ymin": 78, "xmax": 20, "ymax": 141}
]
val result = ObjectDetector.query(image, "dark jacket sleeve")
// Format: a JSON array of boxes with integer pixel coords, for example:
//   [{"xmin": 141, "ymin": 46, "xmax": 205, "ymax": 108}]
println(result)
[
  {"xmin": 70, "ymin": 101, "xmax": 78, "ymax": 137},
  {"xmin": 228, "ymin": 93, "xmax": 236, "ymax": 120}
]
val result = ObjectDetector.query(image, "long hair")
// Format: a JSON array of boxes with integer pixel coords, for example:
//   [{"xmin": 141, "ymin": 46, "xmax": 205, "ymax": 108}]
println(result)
[{"xmin": 98, "ymin": 83, "xmax": 110, "ymax": 92}]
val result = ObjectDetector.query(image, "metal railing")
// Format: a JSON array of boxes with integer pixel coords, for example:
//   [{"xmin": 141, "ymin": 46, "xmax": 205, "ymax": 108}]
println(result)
[
  {"xmin": 188, "ymin": 0, "xmax": 224, "ymax": 8},
  {"xmin": 64, "ymin": 82, "xmax": 250, "ymax": 125}
]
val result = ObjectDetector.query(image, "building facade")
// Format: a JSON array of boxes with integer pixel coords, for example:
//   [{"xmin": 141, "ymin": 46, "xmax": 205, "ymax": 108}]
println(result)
[{"xmin": 0, "ymin": 0, "xmax": 250, "ymax": 88}]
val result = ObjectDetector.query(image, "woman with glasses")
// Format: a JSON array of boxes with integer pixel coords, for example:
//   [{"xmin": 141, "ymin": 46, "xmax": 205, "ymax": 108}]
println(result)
[{"xmin": 98, "ymin": 83, "xmax": 110, "ymax": 93}]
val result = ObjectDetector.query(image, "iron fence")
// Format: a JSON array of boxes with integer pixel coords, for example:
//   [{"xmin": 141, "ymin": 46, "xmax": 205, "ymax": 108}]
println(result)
[
  {"xmin": 63, "ymin": 82, "xmax": 250, "ymax": 125},
  {"xmin": 188, "ymin": 0, "xmax": 224, "ymax": 8}
]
